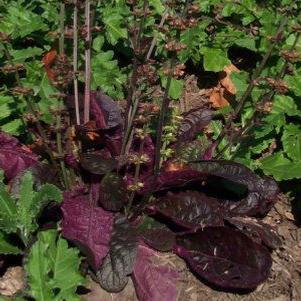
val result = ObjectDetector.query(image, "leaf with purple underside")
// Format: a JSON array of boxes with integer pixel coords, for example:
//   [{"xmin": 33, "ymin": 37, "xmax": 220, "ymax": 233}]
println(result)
[
  {"xmin": 141, "ymin": 169, "xmax": 207, "ymax": 194},
  {"xmin": 148, "ymin": 191, "xmax": 224, "ymax": 230},
  {"xmin": 0, "ymin": 132, "xmax": 38, "ymax": 180},
  {"xmin": 174, "ymin": 227, "xmax": 272, "ymax": 289},
  {"xmin": 189, "ymin": 160, "xmax": 279, "ymax": 216},
  {"xmin": 132, "ymin": 244, "xmax": 179, "ymax": 301},
  {"xmin": 97, "ymin": 215, "xmax": 138, "ymax": 292},
  {"xmin": 225, "ymin": 216, "xmax": 282, "ymax": 249},
  {"xmin": 61, "ymin": 190, "xmax": 114, "ymax": 270}
]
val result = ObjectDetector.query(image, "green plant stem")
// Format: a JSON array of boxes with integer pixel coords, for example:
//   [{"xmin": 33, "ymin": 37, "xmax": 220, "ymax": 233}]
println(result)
[
  {"xmin": 84, "ymin": 0, "xmax": 91, "ymax": 124},
  {"xmin": 121, "ymin": 0, "xmax": 149, "ymax": 156},
  {"xmin": 154, "ymin": 55, "xmax": 176, "ymax": 175},
  {"xmin": 126, "ymin": 136, "xmax": 145, "ymax": 215},
  {"xmin": 214, "ymin": 16, "xmax": 288, "ymax": 149},
  {"xmin": 57, "ymin": 2, "xmax": 69, "ymax": 189},
  {"xmin": 73, "ymin": 0, "xmax": 80, "ymax": 125},
  {"xmin": 146, "ymin": 10, "xmax": 168, "ymax": 60}
]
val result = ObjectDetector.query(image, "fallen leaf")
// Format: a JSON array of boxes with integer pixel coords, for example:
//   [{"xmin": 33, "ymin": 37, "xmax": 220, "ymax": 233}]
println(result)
[
  {"xmin": 209, "ymin": 64, "xmax": 239, "ymax": 108},
  {"xmin": 0, "ymin": 267, "xmax": 24, "ymax": 297}
]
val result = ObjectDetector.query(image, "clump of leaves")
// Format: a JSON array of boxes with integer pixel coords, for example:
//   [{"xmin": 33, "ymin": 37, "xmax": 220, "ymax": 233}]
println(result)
[
  {"xmin": 59, "ymin": 90, "xmax": 281, "ymax": 297},
  {"xmin": 0, "ymin": 170, "xmax": 62, "ymax": 247}
]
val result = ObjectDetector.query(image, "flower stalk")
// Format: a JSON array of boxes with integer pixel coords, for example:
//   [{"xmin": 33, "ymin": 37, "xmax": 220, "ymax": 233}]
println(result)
[{"xmin": 84, "ymin": 0, "xmax": 91, "ymax": 124}]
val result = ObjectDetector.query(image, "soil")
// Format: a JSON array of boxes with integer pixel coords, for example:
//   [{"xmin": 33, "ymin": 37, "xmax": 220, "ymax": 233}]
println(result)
[{"xmin": 82, "ymin": 193, "xmax": 301, "ymax": 301}]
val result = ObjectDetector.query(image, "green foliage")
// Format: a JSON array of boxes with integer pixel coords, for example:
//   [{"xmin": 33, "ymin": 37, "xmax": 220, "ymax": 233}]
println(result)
[
  {"xmin": 0, "ymin": 171, "xmax": 62, "ymax": 246},
  {"xmin": 26, "ymin": 230, "xmax": 84, "ymax": 301}
]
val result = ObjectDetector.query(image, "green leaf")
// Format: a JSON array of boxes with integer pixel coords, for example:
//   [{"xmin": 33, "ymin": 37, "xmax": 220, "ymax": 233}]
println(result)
[
  {"xmin": 1, "ymin": 119, "xmax": 23, "ymax": 135},
  {"xmin": 26, "ymin": 230, "xmax": 54, "ymax": 301},
  {"xmin": 272, "ymin": 95, "xmax": 301, "ymax": 117},
  {"xmin": 202, "ymin": 48, "xmax": 230, "ymax": 72},
  {"xmin": 49, "ymin": 237, "xmax": 84, "ymax": 300},
  {"xmin": 149, "ymin": 0, "xmax": 164, "ymax": 14},
  {"xmin": 26, "ymin": 230, "xmax": 84, "ymax": 301},
  {"xmin": 11, "ymin": 47, "xmax": 43, "ymax": 63},
  {"xmin": 0, "ymin": 231, "xmax": 21, "ymax": 254},
  {"xmin": 169, "ymin": 78, "xmax": 184, "ymax": 100},
  {"xmin": 259, "ymin": 153, "xmax": 301, "ymax": 181},
  {"xmin": 31, "ymin": 183, "xmax": 62, "ymax": 217},
  {"xmin": 234, "ymin": 38, "xmax": 257, "ymax": 51},
  {"xmin": 0, "ymin": 185, "xmax": 18, "ymax": 233},
  {"xmin": 16, "ymin": 172, "xmax": 62, "ymax": 244},
  {"xmin": 282, "ymin": 124, "xmax": 301, "ymax": 161},
  {"xmin": 285, "ymin": 73, "xmax": 301, "ymax": 97}
]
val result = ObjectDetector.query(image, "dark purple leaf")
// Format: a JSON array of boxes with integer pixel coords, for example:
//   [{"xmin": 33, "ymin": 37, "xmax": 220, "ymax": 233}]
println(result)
[
  {"xmin": 141, "ymin": 169, "xmax": 207, "ymax": 194},
  {"xmin": 177, "ymin": 108, "xmax": 212, "ymax": 143},
  {"xmin": 132, "ymin": 244, "xmax": 179, "ymax": 301},
  {"xmin": 90, "ymin": 91, "xmax": 122, "ymax": 130},
  {"xmin": 104, "ymin": 129, "xmax": 122, "ymax": 157},
  {"xmin": 141, "ymin": 228, "xmax": 176, "ymax": 252},
  {"xmin": 225, "ymin": 216, "xmax": 282, "ymax": 249},
  {"xmin": 148, "ymin": 191, "xmax": 224, "ymax": 230},
  {"xmin": 61, "ymin": 190, "xmax": 114, "ymax": 270},
  {"xmin": 0, "ymin": 132, "xmax": 38, "ymax": 180},
  {"xmin": 80, "ymin": 152, "xmax": 118, "ymax": 175},
  {"xmin": 99, "ymin": 173, "xmax": 127, "ymax": 211},
  {"xmin": 138, "ymin": 216, "xmax": 176, "ymax": 252},
  {"xmin": 189, "ymin": 160, "xmax": 279, "ymax": 216},
  {"xmin": 174, "ymin": 227, "xmax": 272, "ymax": 289},
  {"xmin": 97, "ymin": 215, "xmax": 138, "ymax": 292}
]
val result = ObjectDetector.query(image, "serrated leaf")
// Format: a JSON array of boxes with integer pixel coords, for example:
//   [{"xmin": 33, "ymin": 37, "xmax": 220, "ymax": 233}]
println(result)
[
  {"xmin": 17, "ymin": 172, "xmax": 62, "ymax": 244},
  {"xmin": 49, "ymin": 237, "xmax": 85, "ymax": 300},
  {"xmin": 26, "ymin": 230, "xmax": 54, "ymax": 301},
  {"xmin": 203, "ymin": 48, "xmax": 230, "ymax": 72},
  {"xmin": 0, "ymin": 185, "xmax": 18, "ymax": 233},
  {"xmin": 0, "ymin": 231, "xmax": 21, "ymax": 254},
  {"xmin": 1, "ymin": 119, "xmax": 23, "ymax": 135},
  {"xmin": 272, "ymin": 95, "xmax": 301, "ymax": 117},
  {"xmin": 31, "ymin": 183, "xmax": 62, "ymax": 216},
  {"xmin": 97, "ymin": 216, "xmax": 138, "ymax": 293},
  {"xmin": 260, "ymin": 153, "xmax": 301, "ymax": 181},
  {"xmin": 11, "ymin": 47, "xmax": 43, "ymax": 63},
  {"xmin": 282, "ymin": 124, "xmax": 301, "ymax": 161},
  {"xmin": 149, "ymin": 0, "xmax": 164, "ymax": 14},
  {"xmin": 26, "ymin": 230, "xmax": 84, "ymax": 301}
]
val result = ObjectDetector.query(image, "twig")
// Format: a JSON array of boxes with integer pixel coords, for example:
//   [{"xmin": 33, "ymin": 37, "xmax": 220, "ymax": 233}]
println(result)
[
  {"xmin": 146, "ymin": 10, "xmax": 168, "ymax": 60},
  {"xmin": 84, "ymin": 0, "xmax": 91, "ymax": 123},
  {"xmin": 73, "ymin": 0, "xmax": 80, "ymax": 125}
]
